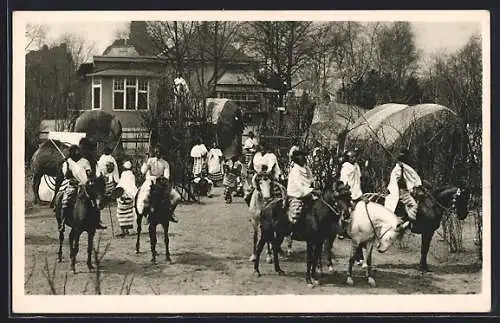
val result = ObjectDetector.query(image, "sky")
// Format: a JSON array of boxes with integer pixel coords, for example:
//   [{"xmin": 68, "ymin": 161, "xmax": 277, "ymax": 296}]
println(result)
[{"xmin": 42, "ymin": 21, "xmax": 482, "ymax": 59}]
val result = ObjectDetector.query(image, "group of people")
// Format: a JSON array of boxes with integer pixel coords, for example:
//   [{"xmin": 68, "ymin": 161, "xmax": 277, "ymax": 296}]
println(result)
[{"xmin": 243, "ymin": 136, "xmax": 425, "ymax": 234}]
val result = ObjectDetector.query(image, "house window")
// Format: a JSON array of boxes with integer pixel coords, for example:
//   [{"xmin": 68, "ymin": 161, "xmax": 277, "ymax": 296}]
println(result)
[
  {"xmin": 113, "ymin": 77, "xmax": 150, "ymax": 111},
  {"xmin": 91, "ymin": 77, "xmax": 102, "ymax": 110}
]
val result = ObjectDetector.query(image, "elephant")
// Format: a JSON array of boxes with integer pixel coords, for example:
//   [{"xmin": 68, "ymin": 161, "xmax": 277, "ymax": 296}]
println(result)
[
  {"xmin": 72, "ymin": 110, "xmax": 123, "ymax": 160},
  {"xmin": 30, "ymin": 110, "xmax": 123, "ymax": 205},
  {"xmin": 215, "ymin": 99, "xmax": 244, "ymax": 160}
]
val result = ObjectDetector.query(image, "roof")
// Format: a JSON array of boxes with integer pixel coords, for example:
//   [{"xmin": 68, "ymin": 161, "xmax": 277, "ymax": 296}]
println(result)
[
  {"xmin": 217, "ymin": 70, "xmax": 260, "ymax": 85},
  {"xmin": 87, "ymin": 69, "xmax": 162, "ymax": 78},
  {"xmin": 215, "ymin": 85, "xmax": 279, "ymax": 93},
  {"xmin": 102, "ymin": 39, "xmax": 140, "ymax": 57},
  {"xmin": 347, "ymin": 103, "xmax": 458, "ymax": 148}
]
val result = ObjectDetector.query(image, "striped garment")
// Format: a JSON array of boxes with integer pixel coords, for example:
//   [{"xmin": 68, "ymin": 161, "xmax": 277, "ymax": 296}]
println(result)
[
  {"xmin": 399, "ymin": 189, "xmax": 418, "ymax": 220},
  {"xmin": 116, "ymin": 196, "xmax": 135, "ymax": 229},
  {"xmin": 244, "ymin": 151, "xmax": 254, "ymax": 166},
  {"xmin": 287, "ymin": 197, "xmax": 304, "ymax": 223},
  {"xmin": 104, "ymin": 180, "xmax": 117, "ymax": 199},
  {"xmin": 61, "ymin": 183, "xmax": 78, "ymax": 209},
  {"xmin": 192, "ymin": 157, "xmax": 205, "ymax": 177},
  {"xmin": 223, "ymin": 172, "xmax": 238, "ymax": 188}
]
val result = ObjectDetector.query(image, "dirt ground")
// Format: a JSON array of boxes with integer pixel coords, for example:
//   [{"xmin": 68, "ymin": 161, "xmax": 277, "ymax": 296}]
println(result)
[{"xmin": 24, "ymin": 185, "xmax": 482, "ymax": 295}]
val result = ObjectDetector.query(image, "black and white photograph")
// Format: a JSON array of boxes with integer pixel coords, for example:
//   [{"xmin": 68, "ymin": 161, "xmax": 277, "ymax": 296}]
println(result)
[{"xmin": 12, "ymin": 10, "xmax": 490, "ymax": 313}]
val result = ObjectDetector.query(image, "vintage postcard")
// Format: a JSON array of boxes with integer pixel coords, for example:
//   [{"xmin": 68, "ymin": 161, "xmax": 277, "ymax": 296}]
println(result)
[{"xmin": 12, "ymin": 10, "xmax": 491, "ymax": 313}]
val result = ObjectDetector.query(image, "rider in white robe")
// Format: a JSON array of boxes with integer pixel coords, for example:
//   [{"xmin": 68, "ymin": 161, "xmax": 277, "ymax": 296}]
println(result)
[
  {"xmin": 96, "ymin": 147, "xmax": 120, "ymax": 184},
  {"xmin": 385, "ymin": 149, "xmax": 422, "ymax": 222}
]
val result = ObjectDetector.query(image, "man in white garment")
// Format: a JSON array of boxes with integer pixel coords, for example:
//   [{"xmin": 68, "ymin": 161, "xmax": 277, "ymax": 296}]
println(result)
[
  {"xmin": 385, "ymin": 149, "xmax": 423, "ymax": 225},
  {"xmin": 286, "ymin": 150, "xmax": 320, "ymax": 226},
  {"xmin": 96, "ymin": 147, "xmax": 120, "ymax": 184},
  {"xmin": 339, "ymin": 150, "xmax": 363, "ymax": 202},
  {"xmin": 174, "ymin": 72, "xmax": 189, "ymax": 97},
  {"xmin": 243, "ymin": 132, "xmax": 259, "ymax": 155},
  {"xmin": 59, "ymin": 145, "xmax": 107, "ymax": 231},
  {"xmin": 138, "ymin": 145, "xmax": 181, "ymax": 223},
  {"xmin": 259, "ymin": 142, "xmax": 283, "ymax": 182}
]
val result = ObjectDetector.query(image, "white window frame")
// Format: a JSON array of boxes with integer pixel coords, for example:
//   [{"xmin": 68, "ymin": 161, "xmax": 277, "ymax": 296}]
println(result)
[
  {"xmin": 91, "ymin": 77, "xmax": 102, "ymax": 110},
  {"xmin": 112, "ymin": 77, "xmax": 150, "ymax": 111}
]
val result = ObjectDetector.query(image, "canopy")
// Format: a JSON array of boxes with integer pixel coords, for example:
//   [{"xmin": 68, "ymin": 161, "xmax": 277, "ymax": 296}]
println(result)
[
  {"xmin": 346, "ymin": 103, "xmax": 458, "ymax": 148},
  {"xmin": 48, "ymin": 131, "xmax": 86, "ymax": 146},
  {"xmin": 306, "ymin": 102, "xmax": 367, "ymax": 148}
]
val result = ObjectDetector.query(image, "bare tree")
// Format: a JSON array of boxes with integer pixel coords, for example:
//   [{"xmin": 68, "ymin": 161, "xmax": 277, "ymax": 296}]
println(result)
[
  {"xmin": 54, "ymin": 33, "xmax": 98, "ymax": 71},
  {"xmin": 25, "ymin": 23, "xmax": 49, "ymax": 53}
]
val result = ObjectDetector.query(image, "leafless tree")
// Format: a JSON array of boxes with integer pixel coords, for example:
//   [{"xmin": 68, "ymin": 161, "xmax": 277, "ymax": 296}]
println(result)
[
  {"xmin": 25, "ymin": 23, "xmax": 49, "ymax": 53},
  {"xmin": 54, "ymin": 33, "xmax": 98, "ymax": 71}
]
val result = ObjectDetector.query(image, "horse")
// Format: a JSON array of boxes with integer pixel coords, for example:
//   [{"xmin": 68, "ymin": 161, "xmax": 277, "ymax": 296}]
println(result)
[
  {"xmin": 134, "ymin": 177, "xmax": 175, "ymax": 264},
  {"xmin": 246, "ymin": 171, "xmax": 288, "ymax": 264},
  {"xmin": 344, "ymin": 200, "xmax": 410, "ymax": 287},
  {"xmin": 363, "ymin": 184, "xmax": 470, "ymax": 271},
  {"xmin": 253, "ymin": 181, "xmax": 351, "ymax": 287},
  {"xmin": 53, "ymin": 174, "xmax": 121, "ymax": 273}
]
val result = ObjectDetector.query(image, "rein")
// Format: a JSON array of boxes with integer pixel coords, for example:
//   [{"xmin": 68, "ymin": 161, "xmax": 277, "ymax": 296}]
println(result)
[{"xmin": 363, "ymin": 201, "xmax": 391, "ymax": 243}]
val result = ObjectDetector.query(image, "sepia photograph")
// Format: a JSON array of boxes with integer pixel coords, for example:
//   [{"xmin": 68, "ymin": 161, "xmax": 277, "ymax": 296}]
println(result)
[{"xmin": 12, "ymin": 10, "xmax": 490, "ymax": 313}]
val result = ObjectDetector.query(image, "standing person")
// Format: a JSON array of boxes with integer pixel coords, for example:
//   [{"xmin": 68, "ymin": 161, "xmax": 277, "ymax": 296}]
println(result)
[
  {"xmin": 95, "ymin": 147, "xmax": 120, "ymax": 200},
  {"xmin": 58, "ymin": 145, "xmax": 107, "ymax": 231},
  {"xmin": 207, "ymin": 142, "xmax": 224, "ymax": 185},
  {"xmin": 385, "ymin": 148, "xmax": 423, "ymax": 226},
  {"xmin": 173, "ymin": 72, "xmax": 190, "ymax": 96},
  {"xmin": 222, "ymin": 155, "xmax": 242, "ymax": 204},
  {"xmin": 116, "ymin": 160, "xmax": 137, "ymax": 236},
  {"xmin": 137, "ymin": 145, "xmax": 181, "ymax": 223},
  {"xmin": 243, "ymin": 131, "xmax": 259, "ymax": 165},
  {"xmin": 190, "ymin": 137, "xmax": 208, "ymax": 179}
]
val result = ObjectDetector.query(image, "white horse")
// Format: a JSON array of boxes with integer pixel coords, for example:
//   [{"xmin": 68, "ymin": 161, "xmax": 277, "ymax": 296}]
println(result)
[{"xmin": 346, "ymin": 200, "xmax": 409, "ymax": 287}]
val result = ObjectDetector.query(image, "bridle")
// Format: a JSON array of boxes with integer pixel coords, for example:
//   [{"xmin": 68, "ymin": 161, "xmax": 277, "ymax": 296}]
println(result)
[{"xmin": 363, "ymin": 201, "xmax": 393, "ymax": 244}]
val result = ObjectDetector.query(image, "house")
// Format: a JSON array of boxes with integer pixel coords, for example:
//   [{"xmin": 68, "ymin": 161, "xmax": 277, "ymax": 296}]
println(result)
[{"xmin": 76, "ymin": 37, "xmax": 278, "ymax": 143}]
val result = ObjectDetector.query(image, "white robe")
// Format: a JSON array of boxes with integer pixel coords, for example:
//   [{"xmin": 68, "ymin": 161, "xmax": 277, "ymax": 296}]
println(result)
[
  {"xmin": 243, "ymin": 138, "xmax": 258, "ymax": 151},
  {"xmin": 62, "ymin": 158, "xmax": 91, "ymax": 185},
  {"xmin": 286, "ymin": 164, "xmax": 314, "ymax": 198},
  {"xmin": 116, "ymin": 170, "xmax": 138, "ymax": 199},
  {"xmin": 384, "ymin": 162, "xmax": 423, "ymax": 212},
  {"xmin": 96, "ymin": 154, "xmax": 120, "ymax": 183},
  {"xmin": 339, "ymin": 161, "xmax": 363, "ymax": 200}
]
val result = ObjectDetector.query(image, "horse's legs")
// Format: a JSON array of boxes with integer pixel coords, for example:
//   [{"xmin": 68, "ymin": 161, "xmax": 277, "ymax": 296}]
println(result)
[
  {"xmin": 286, "ymin": 234, "xmax": 293, "ymax": 257},
  {"xmin": 311, "ymin": 241, "xmax": 322, "ymax": 285},
  {"xmin": 70, "ymin": 230, "xmax": 80, "ymax": 274},
  {"xmin": 249, "ymin": 225, "xmax": 258, "ymax": 262},
  {"xmin": 346, "ymin": 243, "xmax": 359, "ymax": 286},
  {"xmin": 87, "ymin": 230, "xmax": 95, "ymax": 271},
  {"xmin": 135, "ymin": 215, "xmax": 142, "ymax": 254},
  {"xmin": 271, "ymin": 236, "xmax": 285, "ymax": 275},
  {"xmin": 32, "ymin": 172, "xmax": 42, "ymax": 205},
  {"xmin": 266, "ymin": 242, "xmax": 273, "ymax": 264},
  {"xmin": 365, "ymin": 241, "xmax": 376, "ymax": 287},
  {"xmin": 162, "ymin": 222, "xmax": 172, "ymax": 264},
  {"xmin": 253, "ymin": 232, "xmax": 267, "ymax": 277},
  {"xmin": 420, "ymin": 231, "xmax": 434, "ymax": 272},
  {"xmin": 325, "ymin": 235, "xmax": 336, "ymax": 272},
  {"xmin": 305, "ymin": 242, "xmax": 314, "ymax": 285},
  {"xmin": 149, "ymin": 222, "xmax": 158, "ymax": 264},
  {"xmin": 57, "ymin": 210, "xmax": 64, "ymax": 262}
]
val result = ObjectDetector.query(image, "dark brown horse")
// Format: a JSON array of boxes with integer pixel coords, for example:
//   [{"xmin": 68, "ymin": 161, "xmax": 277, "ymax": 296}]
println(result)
[
  {"xmin": 364, "ymin": 184, "xmax": 470, "ymax": 271},
  {"xmin": 53, "ymin": 174, "xmax": 120, "ymax": 273},
  {"xmin": 134, "ymin": 177, "xmax": 175, "ymax": 264},
  {"xmin": 253, "ymin": 181, "xmax": 351, "ymax": 286}
]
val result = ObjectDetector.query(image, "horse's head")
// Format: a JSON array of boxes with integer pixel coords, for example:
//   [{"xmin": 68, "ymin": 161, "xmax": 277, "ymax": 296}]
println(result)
[
  {"xmin": 376, "ymin": 219, "xmax": 409, "ymax": 253},
  {"xmin": 150, "ymin": 177, "xmax": 172, "ymax": 211},
  {"xmin": 453, "ymin": 187, "xmax": 470, "ymax": 220},
  {"xmin": 331, "ymin": 180, "xmax": 352, "ymax": 213},
  {"xmin": 85, "ymin": 175, "xmax": 106, "ymax": 210},
  {"xmin": 434, "ymin": 185, "xmax": 470, "ymax": 220},
  {"xmin": 255, "ymin": 172, "xmax": 272, "ymax": 201}
]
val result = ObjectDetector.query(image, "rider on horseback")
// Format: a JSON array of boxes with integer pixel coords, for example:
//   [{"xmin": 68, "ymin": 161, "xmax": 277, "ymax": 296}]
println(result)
[
  {"xmin": 286, "ymin": 150, "xmax": 321, "ymax": 224},
  {"xmin": 385, "ymin": 148, "xmax": 424, "ymax": 227},
  {"xmin": 338, "ymin": 149, "xmax": 364, "ymax": 238},
  {"xmin": 137, "ymin": 145, "xmax": 181, "ymax": 223},
  {"xmin": 58, "ymin": 145, "xmax": 107, "ymax": 232}
]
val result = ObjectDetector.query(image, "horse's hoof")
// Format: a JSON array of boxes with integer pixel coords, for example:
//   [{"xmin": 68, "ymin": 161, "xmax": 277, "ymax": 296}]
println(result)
[
  {"xmin": 249, "ymin": 254, "xmax": 256, "ymax": 262},
  {"xmin": 286, "ymin": 250, "xmax": 292, "ymax": 257},
  {"xmin": 166, "ymin": 258, "xmax": 173, "ymax": 265},
  {"xmin": 277, "ymin": 269, "xmax": 285, "ymax": 276},
  {"xmin": 419, "ymin": 265, "xmax": 432, "ymax": 273},
  {"xmin": 253, "ymin": 270, "xmax": 261, "ymax": 277},
  {"xmin": 307, "ymin": 283, "xmax": 315, "ymax": 288},
  {"xmin": 328, "ymin": 265, "xmax": 334, "ymax": 272},
  {"xmin": 151, "ymin": 259, "xmax": 157, "ymax": 265},
  {"xmin": 266, "ymin": 256, "xmax": 273, "ymax": 264},
  {"xmin": 346, "ymin": 277, "xmax": 354, "ymax": 286},
  {"xmin": 368, "ymin": 277, "xmax": 376, "ymax": 287},
  {"xmin": 356, "ymin": 260, "xmax": 363, "ymax": 266},
  {"xmin": 362, "ymin": 262, "xmax": 368, "ymax": 269}
]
